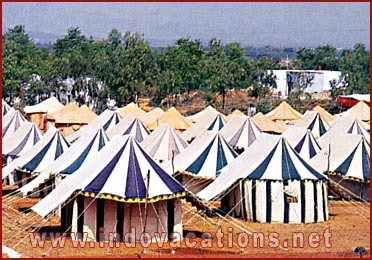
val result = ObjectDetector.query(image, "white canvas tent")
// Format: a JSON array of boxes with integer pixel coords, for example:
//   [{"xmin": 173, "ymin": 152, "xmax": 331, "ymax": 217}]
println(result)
[
  {"xmin": 2, "ymin": 110, "xmax": 27, "ymax": 143},
  {"xmin": 106, "ymin": 115, "xmax": 149, "ymax": 142},
  {"xmin": 294, "ymin": 110, "xmax": 330, "ymax": 138},
  {"xmin": 198, "ymin": 134, "xmax": 328, "ymax": 224}
]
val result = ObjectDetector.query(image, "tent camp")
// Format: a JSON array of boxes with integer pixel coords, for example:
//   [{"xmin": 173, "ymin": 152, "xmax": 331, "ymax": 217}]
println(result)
[
  {"xmin": 66, "ymin": 109, "xmax": 121, "ymax": 143},
  {"xmin": 283, "ymin": 126, "xmax": 321, "ymax": 162},
  {"xmin": 2, "ymin": 126, "xmax": 70, "ymax": 186},
  {"xmin": 265, "ymin": 101, "xmax": 302, "ymax": 124},
  {"xmin": 31, "ymin": 135, "xmax": 186, "ymax": 242},
  {"xmin": 117, "ymin": 102, "xmax": 147, "ymax": 119},
  {"xmin": 147, "ymin": 107, "xmax": 191, "ymax": 132},
  {"xmin": 252, "ymin": 112, "xmax": 287, "ymax": 134},
  {"xmin": 185, "ymin": 105, "xmax": 222, "ymax": 124},
  {"xmin": 2, "ymin": 110, "xmax": 27, "ymax": 144},
  {"xmin": 138, "ymin": 107, "xmax": 165, "ymax": 130},
  {"xmin": 19, "ymin": 127, "xmax": 109, "ymax": 197},
  {"xmin": 294, "ymin": 111, "xmax": 330, "ymax": 138},
  {"xmin": 220, "ymin": 115, "xmax": 262, "ymax": 152},
  {"xmin": 198, "ymin": 134, "xmax": 329, "ymax": 224},
  {"xmin": 2, "ymin": 121, "xmax": 43, "ymax": 165},
  {"xmin": 54, "ymin": 105, "xmax": 97, "ymax": 137},
  {"xmin": 107, "ymin": 115, "xmax": 150, "ymax": 142},
  {"xmin": 317, "ymin": 115, "xmax": 370, "ymax": 148},
  {"xmin": 310, "ymin": 133, "xmax": 370, "ymax": 202},
  {"xmin": 24, "ymin": 97, "xmax": 64, "ymax": 131},
  {"xmin": 141, "ymin": 124, "xmax": 188, "ymax": 163},
  {"xmin": 164, "ymin": 131, "xmax": 238, "ymax": 193},
  {"xmin": 312, "ymin": 105, "xmax": 335, "ymax": 123},
  {"xmin": 181, "ymin": 113, "xmax": 226, "ymax": 143}
]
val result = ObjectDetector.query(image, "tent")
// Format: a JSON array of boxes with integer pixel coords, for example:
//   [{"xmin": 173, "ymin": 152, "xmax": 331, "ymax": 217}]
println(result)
[
  {"xmin": 2, "ymin": 110, "xmax": 27, "ymax": 144},
  {"xmin": 107, "ymin": 115, "xmax": 150, "ymax": 142},
  {"xmin": 138, "ymin": 107, "xmax": 165, "ymax": 129},
  {"xmin": 66, "ymin": 109, "xmax": 121, "ymax": 143},
  {"xmin": 198, "ymin": 134, "xmax": 328, "ymax": 224},
  {"xmin": 341, "ymin": 101, "xmax": 370, "ymax": 124},
  {"xmin": 252, "ymin": 112, "xmax": 287, "ymax": 134},
  {"xmin": 181, "ymin": 113, "xmax": 226, "ymax": 143},
  {"xmin": 294, "ymin": 111, "xmax": 330, "ymax": 138},
  {"xmin": 31, "ymin": 135, "xmax": 186, "ymax": 242},
  {"xmin": 2, "ymin": 99, "xmax": 12, "ymax": 117},
  {"xmin": 2, "ymin": 121, "xmax": 43, "ymax": 165},
  {"xmin": 310, "ymin": 133, "xmax": 369, "ymax": 202},
  {"xmin": 164, "ymin": 131, "xmax": 238, "ymax": 193},
  {"xmin": 318, "ymin": 115, "xmax": 370, "ymax": 148},
  {"xmin": 24, "ymin": 97, "xmax": 64, "ymax": 131},
  {"xmin": 265, "ymin": 101, "xmax": 302, "ymax": 123},
  {"xmin": 312, "ymin": 105, "xmax": 335, "ymax": 123},
  {"xmin": 54, "ymin": 105, "xmax": 98, "ymax": 137},
  {"xmin": 2, "ymin": 126, "xmax": 70, "ymax": 186},
  {"xmin": 147, "ymin": 107, "xmax": 191, "ymax": 132},
  {"xmin": 19, "ymin": 127, "xmax": 109, "ymax": 197},
  {"xmin": 283, "ymin": 126, "xmax": 321, "ymax": 162},
  {"xmin": 185, "ymin": 105, "xmax": 222, "ymax": 123},
  {"xmin": 46, "ymin": 102, "xmax": 79, "ymax": 121},
  {"xmin": 117, "ymin": 102, "xmax": 147, "ymax": 119},
  {"xmin": 220, "ymin": 115, "xmax": 261, "ymax": 152},
  {"xmin": 141, "ymin": 124, "xmax": 188, "ymax": 163},
  {"xmin": 226, "ymin": 109, "xmax": 245, "ymax": 121}
]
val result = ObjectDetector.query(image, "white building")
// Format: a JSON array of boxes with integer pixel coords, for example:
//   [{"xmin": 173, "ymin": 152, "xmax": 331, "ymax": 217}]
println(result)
[{"xmin": 268, "ymin": 70, "xmax": 343, "ymax": 97}]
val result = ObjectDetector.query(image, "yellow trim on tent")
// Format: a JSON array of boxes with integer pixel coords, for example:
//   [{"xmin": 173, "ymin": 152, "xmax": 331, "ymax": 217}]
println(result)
[
  {"xmin": 325, "ymin": 171, "xmax": 369, "ymax": 183},
  {"xmin": 177, "ymin": 171, "xmax": 216, "ymax": 181},
  {"xmin": 78, "ymin": 191, "xmax": 187, "ymax": 203}
]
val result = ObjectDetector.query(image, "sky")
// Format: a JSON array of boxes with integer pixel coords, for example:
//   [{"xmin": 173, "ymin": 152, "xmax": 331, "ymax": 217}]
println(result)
[{"xmin": 2, "ymin": 2, "xmax": 370, "ymax": 48}]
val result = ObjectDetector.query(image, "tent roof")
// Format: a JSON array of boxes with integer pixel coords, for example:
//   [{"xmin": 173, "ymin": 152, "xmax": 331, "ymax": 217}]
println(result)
[
  {"xmin": 198, "ymin": 134, "xmax": 327, "ymax": 201},
  {"xmin": 2, "ymin": 110, "xmax": 27, "ymax": 143},
  {"xmin": 32, "ymin": 135, "xmax": 186, "ymax": 218},
  {"xmin": 141, "ymin": 123, "xmax": 188, "ymax": 162},
  {"xmin": 294, "ymin": 110, "xmax": 330, "ymax": 138},
  {"xmin": 252, "ymin": 112, "xmax": 287, "ymax": 134},
  {"xmin": 66, "ymin": 109, "xmax": 121, "ymax": 143},
  {"xmin": 165, "ymin": 131, "xmax": 238, "ymax": 179},
  {"xmin": 46, "ymin": 102, "xmax": 79, "ymax": 120},
  {"xmin": 19, "ymin": 127, "xmax": 109, "ymax": 195},
  {"xmin": 181, "ymin": 113, "xmax": 226, "ymax": 142},
  {"xmin": 312, "ymin": 105, "xmax": 336, "ymax": 122},
  {"xmin": 185, "ymin": 105, "xmax": 222, "ymax": 123},
  {"xmin": 226, "ymin": 109, "xmax": 245, "ymax": 121},
  {"xmin": 310, "ymin": 133, "xmax": 369, "ymax": 181},
  {"xmin": 220, "ymin": 115, "xmax": 262, "ymax": 149},
  {"xmin": 138, "ymin": 107, "xmax": 165, "ymax": 129},
  {"xmin": 2, "ymin": 100, "xmax": 12, "ymax": 117},
  {"xmin": 117, "ymin": 102, "xmax": 147, "ymax": 118},
  {"xmin": 265, "ymin": 101, "xmax": 302, "ymax": 121},
  {"xmin": 24, "ymin": 97, "xmax": 64, "ymax": 114},
  {"xmin": 147, "ymin": 107, "xmax": 191, "ymax": 131},
  {"xmin": 107, "ymin": 115, "xmax": 149, "ymax": 142},
  {"xmin": 2, "ymin": 126, "xmax": 70, "ymax": 180},
  {"xmin": 342, "ymin": 101, "xmax": 370, "ymax": 122},
  {"xmin": 54, "ymin": 105, "xmax": 97, "ymax": 124},
  {"xmin": 2, "ymin": 121, "xmax": 43, "ymax": 158}
]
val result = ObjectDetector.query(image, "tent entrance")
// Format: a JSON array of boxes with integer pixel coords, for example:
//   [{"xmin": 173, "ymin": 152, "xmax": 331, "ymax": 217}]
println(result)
[{"xmin": 167, "ymin": 199, "xmax": 174, "ymax": 240}]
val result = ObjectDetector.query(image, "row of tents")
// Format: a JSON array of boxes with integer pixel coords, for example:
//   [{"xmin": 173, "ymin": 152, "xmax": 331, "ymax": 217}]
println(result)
[{"xmin": 2, "ymin": 97, "xmax": 370, "ymax": 243}]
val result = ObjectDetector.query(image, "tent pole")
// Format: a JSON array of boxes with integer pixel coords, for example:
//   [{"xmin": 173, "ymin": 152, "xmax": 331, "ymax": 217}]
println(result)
[{"xmin": 142, "ymin": 169, "xmax": 150, "ymax": 253}]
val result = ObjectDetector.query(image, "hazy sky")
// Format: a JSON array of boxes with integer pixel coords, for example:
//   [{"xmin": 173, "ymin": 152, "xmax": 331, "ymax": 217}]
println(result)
[{"xmin": 2, "ymin": 2, "xmax": 370, "ymax": 48}]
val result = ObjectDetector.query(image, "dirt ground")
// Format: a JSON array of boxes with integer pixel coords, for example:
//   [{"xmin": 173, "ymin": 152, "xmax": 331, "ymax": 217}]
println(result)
[{"xmin": 2, "ymin": 196, "xmax": 370, "ymax": 258}]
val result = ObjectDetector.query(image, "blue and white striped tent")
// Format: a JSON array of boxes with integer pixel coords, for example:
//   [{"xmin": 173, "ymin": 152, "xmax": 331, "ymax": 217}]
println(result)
[
  {"xmin": 19, "ymin": 127, "xmax": 109, "ymax": 196},
  {"xmin": 2, "ymin": 110, "xmax": 27, "ymax": 143},
  {"xmin": 2, "ymin": 126, "xmax": 70, "ymax": 185},
  {"xmin": 2, "ymin": 99, "xmax": 12, "ymax": 117},
  {"xmin": 2, "ymin": 121, "xmax": 43, "ymax": 165},
  {"xmin": 220, "ymin": 115, "xmax": 262, "ymax": 151},
  {"xmin": 165, "ymin": 131, "xmax": 238, "ymax": 193},
  {"xmin": 66, "ymin": 109, "xmax": 121, "ymax": 143},
  {"xmin": 107, "ymin": 115, "xmax": 149, "ymax": 142},
  {"xmin": 32, "ymin": 135, "xmax": 186, "ymax": 241},
  {"xmin": 198, "ymin": 134, "xmax": 328, "ymax": 224},
  {"xmin": 181, "ymin": 112, "xmax": 226, "ymax": 142},
  {"xmin": 141, "ymin": 123, "xmax": 188, "ymax": 163},
  {"xmin": 294, "ymin": 111, "xmax": 330, "ymax": 139},
  {"xmin": 310, "ymin": 133, "xmax": 370, "ymax": 201},
  {"xmin": 283, "ymin": 126, "xmax": 321, "ymax": 162}
]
